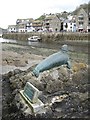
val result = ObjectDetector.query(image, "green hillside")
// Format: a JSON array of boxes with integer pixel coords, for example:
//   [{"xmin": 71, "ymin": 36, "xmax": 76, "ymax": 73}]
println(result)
[
  {"xmin": 72, "ymin": 2, "xmax": 90, "ymax": 15},
  {"xmin": 36, "ymin": 2, "xmax": 90, "ymax": 21}
]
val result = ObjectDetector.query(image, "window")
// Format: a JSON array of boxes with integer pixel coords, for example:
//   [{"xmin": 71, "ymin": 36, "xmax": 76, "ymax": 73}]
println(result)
[
  {"xmin": 78, "ymin": 14, "xmax": 84, "ymax": 20},
  {"xmin": 46, "ymin": 23, "xmax": 49, "ymax": 25},
  {"xmin": 78, "ymin": 17, "xmax": 84, "ymax": 20},
  {"xmin": 79, "ymin": 22, "xmax": 83, "ymax": 25},
  {"xmin": 61, "ymin": 22, "xmax": 63, "ymax": 31}
]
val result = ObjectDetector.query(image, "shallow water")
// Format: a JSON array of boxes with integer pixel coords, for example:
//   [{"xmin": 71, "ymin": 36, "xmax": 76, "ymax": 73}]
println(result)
[{"xmin": 0, "ymin": 38, "xmax": 88, "ymax": 53}]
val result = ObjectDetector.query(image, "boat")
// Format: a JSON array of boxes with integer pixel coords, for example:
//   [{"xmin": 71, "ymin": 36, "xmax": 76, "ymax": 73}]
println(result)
[{"xmin": 28, "ymin": 36, "xmax": 41, "ymax": 42}]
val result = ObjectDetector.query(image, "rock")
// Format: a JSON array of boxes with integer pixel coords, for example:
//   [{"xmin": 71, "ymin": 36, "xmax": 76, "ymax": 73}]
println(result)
[
  {"xmin": 45, "ymin": 80, "xmax": 63, "ymax": 93},
  {"xmin": 2, "ymin": 59, "xmax": 89, "ymax": 119},
  {"xmin": 50, "ymin": 69, "xmax": 59, "ymax": 80},
  {"xmin": 7, "ymin": 71, "xmax": 14, "ymax": 77},
  {"xmin": 72, "ymin": 62, "xmax": 87, "ymax": 73},
  {"xmin": 72, "ymin": 70, "xmax": 88, "ymax": 85},
  {"xmin": 9, "ymin": 76, "xmax": 15, "ymax": 83},
  {"xmin": 26, "ymin": 72, "xmax": 33, "ymax": 79},
  {"xmin": 58, "ymin": 66, "xmax": 68, "ymax": 77},
  {"xmin": 14, "ymin": 69, "xmax": 22, "ymax": 75},
  {"xmin": 45, "ymin": 108, "xmax": 53, "ymax": 118},
  {"xmin": 78, "ymin": 92, "xmax": 88, "ymax": 101},
  {"xmin": 2, "ymin": 60, "xmax": 7, "ymax": 65},
  {"xmin": 14, "ymin": 59, "xmax": 27, "ymax": 67}
]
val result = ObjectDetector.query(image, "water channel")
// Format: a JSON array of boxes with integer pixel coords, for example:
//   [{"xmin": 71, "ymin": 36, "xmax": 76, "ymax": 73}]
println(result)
[{"xmin": 0, "ymin": 38, "xmax": 88, "ymax": 54}]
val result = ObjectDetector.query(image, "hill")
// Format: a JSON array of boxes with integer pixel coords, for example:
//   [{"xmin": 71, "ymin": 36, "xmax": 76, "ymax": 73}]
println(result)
[
  {"xmin": 72, "ymin": 2, "xmax": 90, "ymax": 15},
  {"xmin": 36, "ymin": 2, "xmax": 90, "ymax": 21}
]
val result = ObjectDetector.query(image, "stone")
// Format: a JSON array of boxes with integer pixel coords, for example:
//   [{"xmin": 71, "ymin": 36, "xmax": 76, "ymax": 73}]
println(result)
[
  {"xmin": 72, "ymin": 62, "xmax": 87, "ymax": 73},
  {"xmin": 50, "ymin": 69, "xmax": 59, "ymax": 80}
]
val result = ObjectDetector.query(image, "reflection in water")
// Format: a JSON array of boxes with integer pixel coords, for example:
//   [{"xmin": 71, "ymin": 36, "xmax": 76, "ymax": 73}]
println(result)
[{"xmin": 0, "ymin": 38, "xmax": 17, "ymax": 43}]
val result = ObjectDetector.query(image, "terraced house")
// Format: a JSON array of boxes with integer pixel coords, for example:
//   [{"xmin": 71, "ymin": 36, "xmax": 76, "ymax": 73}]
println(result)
[
  {"xmin": 0, "ymin": 28, "xmax": 3, "ymax": 37},
  {"xmin": 8, "ymin": 25, "xmax": 17, "ymax": 33},
  {"xmin": 32, "ymin": 20, "xmax": 43, "ymax": 31},
  {"xmin": 88, "ymin": 12, "xmax": 90, "ymax": 32},
  {"xmin": 43, "ymin": 14, "xmax": 61, "ymax": 32},
  {"xmin": 75, "ymin": 8, "xmax": 88, "ymax": 32},
  {"xmin": 7, "ymin": 3, "xmax": 89, "ymax": 33},
  {"xmin": 16, "ymin": 18, "xmax": 34, "ymax": 32}
]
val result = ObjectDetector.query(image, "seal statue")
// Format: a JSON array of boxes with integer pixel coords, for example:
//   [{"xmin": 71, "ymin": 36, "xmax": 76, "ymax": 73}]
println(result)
[{"xmin": 33, "ymin": 44, "xmax": 71, "ymax": 77}]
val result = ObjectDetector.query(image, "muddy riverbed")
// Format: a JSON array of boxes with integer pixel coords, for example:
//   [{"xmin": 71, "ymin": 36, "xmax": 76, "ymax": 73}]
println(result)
[{"xmin": 1, "ymin": 42, "xmax": 89, "ymax": 119}]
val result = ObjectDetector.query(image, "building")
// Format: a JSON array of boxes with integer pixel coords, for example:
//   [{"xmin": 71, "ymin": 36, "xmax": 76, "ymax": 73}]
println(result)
[
  {"xmin": 32, "ymin": 20, "xmax": 43, "ymax": 31},
  {"xmin": 7, "ymin": 5, "xmax": 89, "ymax": 33},
  {"xmin": 43, "ymin": 14, "xmax": 61, "ymax": 32},
  {"xmin": 17, "ymin": 24, "xmax": 26, "ymax": 33},
  {"xmin": 0, "ymin": 28, "xmax": 3, "ymax": 37},
  {"xmin": 8, "ymin": 25, "xmax": 17, "ymax": 33},
  {"xmin": 66, "ymin": 15, "xmax": 77, "ymax": 32},
  {"xmin": 0, "ymin": 27, "xmax": 7, "ymax": 37},
  {"xmin": 87, "ymin": 12, "xmax": 90, "ymax": 32},
  {"xmin": 16, "ymin": 18, "xmax": 34, "ymax": 32},
  {"xmin": 75, "ymin": 8, "xmax": 88, "ymax": 32}
]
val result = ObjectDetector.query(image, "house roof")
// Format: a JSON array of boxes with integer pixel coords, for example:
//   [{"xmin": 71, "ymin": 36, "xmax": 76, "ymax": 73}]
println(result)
[
  {"xmin": 45, "ymin": 14, "xmax": 56, "ymax": 20},
  {"xmin": 33, "ymin": 20, "xmax": 42, "ymax": 23},
  {"xmin": 32, "ymin": 20, "xmax": 43, "ymax": 27},
  {"xmin": 32, "ymin": 23, "xmax": 42, "ymax": 27},
  {"xmin": 16, "ymin": 18, "xmax": 34, "ymax": 24},
  {"xmin": 64, "ymin": 19, "xmax": 70, "ymax": 23},
  {"xmin": 16, "ymin": 24, "xmax": 25, "ymax": 28},
  {"xmin": 77, "ymin": 8, "xmax": 88, "ymax": 17},
  {"xmin": 8, "ymin": 25, "xmax": 16, "ymax": 28}
]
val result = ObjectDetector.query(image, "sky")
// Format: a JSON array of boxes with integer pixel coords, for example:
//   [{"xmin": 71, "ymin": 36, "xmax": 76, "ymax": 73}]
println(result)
[{"xmin": 0, "ymin": 0, "xmax": 89, "ymax": 29}]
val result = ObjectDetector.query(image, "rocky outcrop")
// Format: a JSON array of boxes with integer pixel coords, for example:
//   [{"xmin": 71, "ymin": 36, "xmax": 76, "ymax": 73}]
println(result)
[{"xmin": 2, "ymin": 62, "xmax": 89, "ymax": 119}]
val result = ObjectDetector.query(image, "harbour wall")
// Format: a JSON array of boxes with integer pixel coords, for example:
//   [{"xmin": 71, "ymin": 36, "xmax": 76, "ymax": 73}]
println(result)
[{"xmin": 3, "ymin": 32, "xmax": 89, "ymax": 42}]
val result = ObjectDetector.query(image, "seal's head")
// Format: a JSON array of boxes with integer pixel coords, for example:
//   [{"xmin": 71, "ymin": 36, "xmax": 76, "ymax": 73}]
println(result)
[{"xmin": 61, "ymin": 44, "xmax": 68, "ymax": 52}]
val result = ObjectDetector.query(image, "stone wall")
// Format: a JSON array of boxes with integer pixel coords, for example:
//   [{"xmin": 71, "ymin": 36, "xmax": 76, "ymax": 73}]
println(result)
[{"xmin": 3, "ymin": 32, "xmax": 89, "ymax": 42}]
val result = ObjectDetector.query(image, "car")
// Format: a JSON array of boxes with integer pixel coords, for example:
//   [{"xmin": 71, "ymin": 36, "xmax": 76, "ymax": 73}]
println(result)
[{"xmin": 27, "ymin": 36, "xmax": 41, "ymax": 42}]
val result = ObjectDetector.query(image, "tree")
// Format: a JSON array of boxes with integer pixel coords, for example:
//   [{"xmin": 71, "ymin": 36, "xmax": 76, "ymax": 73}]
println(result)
[{"xmin": 36, "ymin": 14, "xmax": 45, "ymax": 21}]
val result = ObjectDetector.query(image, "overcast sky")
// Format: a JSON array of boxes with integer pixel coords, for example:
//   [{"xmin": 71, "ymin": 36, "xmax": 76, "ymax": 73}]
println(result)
[{"xmin": 0, "ymin": 0, "xmax": 89, "ymax": 29}]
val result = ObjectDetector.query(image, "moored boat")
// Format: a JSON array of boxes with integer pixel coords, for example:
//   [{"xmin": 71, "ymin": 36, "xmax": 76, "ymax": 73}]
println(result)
[{"xmin": 28, "ymin": 36, "xmax": 41, "ymax": 42}]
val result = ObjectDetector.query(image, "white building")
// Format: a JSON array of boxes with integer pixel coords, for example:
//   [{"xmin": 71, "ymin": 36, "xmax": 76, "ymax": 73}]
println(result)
[
  {"xmin": 63, "ymin": 16, "xmax": 77, "ymax": 32},
  {"xmin": 17, "ymin": 24, "xmax": 26, "ymax": 33},
  {"xmin": 16, "ymin": 18, "xmax": 34, "ymax": 33},
  {"xmin": 26, "ymin": 23, "xmax": 35, "ymax": 32},
  {"xmin": 8, "ymin": 25, "xmax": 17, "ymax": 33}
]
